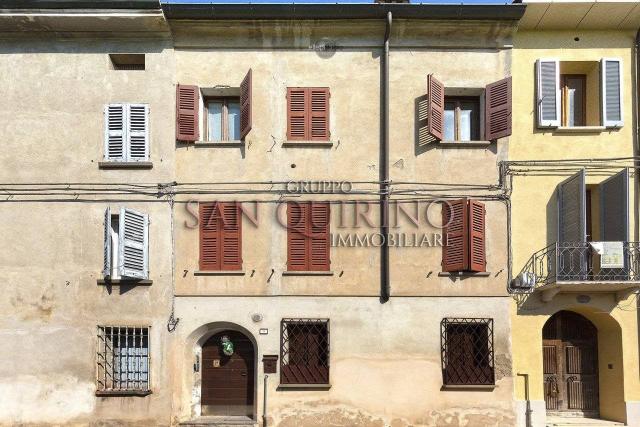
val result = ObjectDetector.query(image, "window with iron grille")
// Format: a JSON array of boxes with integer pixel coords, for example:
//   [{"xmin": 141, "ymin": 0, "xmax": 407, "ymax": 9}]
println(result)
[
  {"xmin": 280, "ymin": 319, "xmax": 329, "ymax": 385},
  {"xmin": 441, "ymin": 318, "xmax": 494, "ymax": 386},
  {"xmin": 97, "ymin": 326, "xmax": 150, "ymax": 394}
]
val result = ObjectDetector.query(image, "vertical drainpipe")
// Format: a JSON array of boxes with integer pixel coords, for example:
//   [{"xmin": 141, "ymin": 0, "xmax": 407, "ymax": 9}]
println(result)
[{"xmin": 380, "ymin": 10, "xmax": 392, "ymax": 303}]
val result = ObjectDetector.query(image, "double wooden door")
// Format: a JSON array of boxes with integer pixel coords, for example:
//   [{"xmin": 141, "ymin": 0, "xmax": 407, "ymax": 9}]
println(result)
[{"xmin": 543, "ymin": 311, "xmax": 599, "ymax": 416}]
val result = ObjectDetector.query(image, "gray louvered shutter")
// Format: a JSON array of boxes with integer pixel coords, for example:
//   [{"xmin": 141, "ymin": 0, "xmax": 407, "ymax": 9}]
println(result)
[
  {"xmin": 600, "ymin": 168, "xmax": 629, "ymax": 242},
  {"xmin": 118, "ymin": 208, "xmax": 149, "ymax": 279},
  {"xmin": 536, "ymin": 59, "xmax": 560, "ymax": 128},
  {"xmin": 558, "ymin": 169, "xmax": 586, "ymax": 243},
  {"xmin": 103, "ymin": 207, "xmax": 111, "ymax": 278},
  {"xmin": 601, "ymin": 58, "xmax": 623, "ymax": 128},
  {"xmin": 127, "ymin": 104, "xmax": 149, "ymax": 161},
  {"xmin": 105, "ymin": 104, "xmax": 126, "ymax": 160}
]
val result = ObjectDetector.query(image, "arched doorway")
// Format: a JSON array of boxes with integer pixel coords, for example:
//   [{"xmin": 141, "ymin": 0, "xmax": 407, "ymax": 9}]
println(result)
[
  {"xmin": 201, "ymin": 330, "xmax": 255, "ymax": 417},
  {"xmin": 543, "ymin": 311, "xmax": 599, "ymax": 417}
]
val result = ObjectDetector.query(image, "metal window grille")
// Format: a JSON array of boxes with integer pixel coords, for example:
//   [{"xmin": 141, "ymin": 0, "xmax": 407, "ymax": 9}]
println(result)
[
  {"xmin": 441, "ymin": 318, "xmax": 494, "ymax": 386},
  {"xmin": 280, "ymin": 318, "xmax": 329, "ymax": 385},
  {"xmin": 97, "ymin": 326, "xmax": 150, "ymax": 392}
]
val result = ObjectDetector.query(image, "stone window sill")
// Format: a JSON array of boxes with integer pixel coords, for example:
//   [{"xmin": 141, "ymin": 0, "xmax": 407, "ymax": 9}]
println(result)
[
  {"xmin": 277, "ymin": 384, "xmax": 331, "ymax": 390},
  {"xmin": 97, "ymin": 278, "xmax": 153, "ymax": 286},
  {"xmin": 98, "ymin": 161, "xmax": 153, "ymax": 169},
  {"xmin": 282, "ymin": 141, "xmax": 333, "ymax": 148},
  {"xmin": 553, "ymin": 126, "xmax": 607, "ymax": 134},
  {"xmin": 438, "ymin": 141, "xmax": 491, "ymax": 147},
  {"xmin": 194, "ymin": 140, "xmax": 244, "ymax": 147},
  {"xmin": 194, "ymin": 270, "xmax": 246, "ymax": 276},
  {"xmin": 96, "ymin": 390, "xmax": 152, "ymax": 397},
  {"xmin": 282, "ymin": 271, "xmax": 334, "ymax": 276},
  {"xmin": 438, "ymin": 272, "xmax": 491, "ymax": 277},
  {"xmin": 441, "ymin": 384, "xmax": 495, "ymax": 391}
]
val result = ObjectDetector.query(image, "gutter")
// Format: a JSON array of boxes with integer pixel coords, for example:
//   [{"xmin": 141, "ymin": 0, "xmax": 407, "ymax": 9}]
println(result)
[
  {"xmin": 380, "ymin": 11, "xmax": 391, "ymax": 304},
  {"xmin": 0, "ymin": 0, "xmax": 160, "ymax": 9}
]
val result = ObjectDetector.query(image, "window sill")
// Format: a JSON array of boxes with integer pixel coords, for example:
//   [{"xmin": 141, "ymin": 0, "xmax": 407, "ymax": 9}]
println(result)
[
  {"xmin": 282, "ymin": 271, "xmax": 334, "ymax": 276},
  {"xmin": 282, "ymin": 141, "xmax": 333, "ymax": 148},
  {"xmin": 96, "ymin": 390, "xmax": 152, "ymax": 397},
  {"xmin": 438, "ymin": 141, "xmax": 491, "ymax": 147},
  {"xmin": 194, "ymin": 270, "xmax": 246, "ymax": 276},
  {"xmin": 441, "ymin": 384, "xmax": 495, "ymax": 391},
  {"xmin": 97, "ymin": 278, "xmax": 153, "ymax": 286},
  {"xmin": 98, "ymin": 161, "xmax": 153, "ymax": 169},
  {"xmin": 438, "ymin": 272, "xmax": 491, "ymax": 277},
  {"xmin": 194, "ymin": 141, "xmax": 244, "ymax": 147},
  {"xmin": 277, "ymin": 384, "xmax": 332, "ymax": 390},
  {"xmin": 554, "ymin": 126, "xmax": 606, "ymax": 134}
]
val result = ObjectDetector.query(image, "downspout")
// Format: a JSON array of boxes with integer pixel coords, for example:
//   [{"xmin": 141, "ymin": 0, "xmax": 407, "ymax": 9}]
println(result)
[
  {"xmin": 380, "ymin": 10, "xmax": 392, "ymax": 303},
  {"xmin": 634, "ymin": 28, "xmax": 640, "ymax": 244}
]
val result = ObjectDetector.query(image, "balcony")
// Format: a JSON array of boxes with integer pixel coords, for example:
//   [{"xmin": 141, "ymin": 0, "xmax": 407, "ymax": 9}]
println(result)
[{"xmin": 512, "ymin": 241, "xmax": 640, "ymax": 302}]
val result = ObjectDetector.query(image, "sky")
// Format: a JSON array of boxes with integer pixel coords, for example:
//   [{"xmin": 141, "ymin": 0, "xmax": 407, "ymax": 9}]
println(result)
[{"xmin": 161, "ymin": 0, "xmax": 514, "ymax": 4}]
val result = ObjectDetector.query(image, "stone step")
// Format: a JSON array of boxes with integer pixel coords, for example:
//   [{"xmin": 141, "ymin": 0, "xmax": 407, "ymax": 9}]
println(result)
[
  {"xmin": 546, "ymin": 416, "xmax": 625, "ymax": 427},
  {"xmin": 180, "ymin": 416, "xmax": 257, "ymax": 427}
]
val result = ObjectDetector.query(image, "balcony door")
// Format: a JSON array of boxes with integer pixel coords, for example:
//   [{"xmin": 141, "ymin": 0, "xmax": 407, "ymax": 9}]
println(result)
[
  {"xmin": 557, "ymin": 170, "xmax": 587, "ymax": 280},
  {"xmin": 543, "ymin": 311, "xmax": 599, "ymax": 416}
]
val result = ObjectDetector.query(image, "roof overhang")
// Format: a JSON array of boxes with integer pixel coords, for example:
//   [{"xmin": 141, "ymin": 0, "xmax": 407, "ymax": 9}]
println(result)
[{"xmin": 518, "ymin": 0, "xmax": 640, "ymax": 30}]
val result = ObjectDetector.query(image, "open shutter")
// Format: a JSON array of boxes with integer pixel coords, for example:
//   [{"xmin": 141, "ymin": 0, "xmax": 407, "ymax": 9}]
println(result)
[
  {"xmin": 468, "ymin": 200, "xmax": 486, "ymax": 272},
  {"xmin": 536, "ymin": 59, "xmax": 560, "ymax": 128},
  {"xmin": 200, "ymin": 202, "xmax": 222, "ymax": 271},
  {"xmin": 485, "ymin": 77, "xmax": 512, "ymax": 140},
  {"xmin": 105, "ymin": 104, "xmax": 125, "ymax": 160},
  {"xmin": 287, "ymin": 202, "xmax": 309, "ymax": 271},
  {"xmin": 310, "ymin": 88, "xmax": 330, "ymax": 141},
  {"xmin": 600, "ymin": 168, "xmax": 629, "ymax": 242},
  {"xmin": 176, "ymin": 84, "xmax": 199, "ymax": 142},
  {"xmin": 128, "ymin": 104, "xmax": 149, "ymax": 161},
  {"xmin": 240, "ymin": 69, "xmax": 252, "ymax": 139},
  {"xmin": 287, "ymin": 88, "xmax": 307, "ymax": 140},
  {"xmin": 103, "ymin": 207, "xmax": 111, "ymax": 278},
  {"xmin": 309, "ymin": 202, "xmax": 330, "ymax": 271},
  {"xmin": 442, "ymin": 199, "xmax": 468, "ymax": 272},
  {"xmin": 118, "ymin": 208, "xmax": 149, "ymax": 280},
  {"xmin": 427, "ymin": 74, "xmax": 445, "ymax": 142},
  {"xmin": 558, "ymin": 169, "xmax": 586, "ymax": 243},
  {"xmin": 221, "ymin": 202, "xmax": 242, "ymax": 270},
  {"xmin": 601, "ymin": 58, "xmax": 623, "ymax": 128}
]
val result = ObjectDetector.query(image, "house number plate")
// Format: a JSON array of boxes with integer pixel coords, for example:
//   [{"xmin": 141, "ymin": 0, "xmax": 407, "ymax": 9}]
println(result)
[{"xmin": 213, "ymin": 359, "xmax": 220, "ymax": 368}]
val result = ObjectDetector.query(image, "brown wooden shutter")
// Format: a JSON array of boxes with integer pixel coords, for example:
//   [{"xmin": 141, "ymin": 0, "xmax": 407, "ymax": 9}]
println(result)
[
  {"xmin": 240, "ymin": 69, "xmax": 252, "ymax": 140},
  {"xmin": 287, "ymin": 88, "xmax": 308, "ymax": 140},
  {"xmin": 427, "ymin": 74, "xmax": 445, "ymax": 142},
  {"xmin": 199, "ymin": 202, "xmax": 222, "ymax": 270},
  {"xmin": 485, "ymin": 77, "xmax": 512, "ymax": 141},
  {"xmin": 309, "ymin": 202, "xmax": 330, "ymax": 271},
  {"xmin": 176, "ymin": 84, "xmax": 199, "ymax": 142},
  {"xmin": 221, "ymin": 202, "xmax": 242, "ymax": 271},
  {"xmin": 442, "ymin": 199, "xmax": 468, "ymax": 272},
  {"xmin": 199, "ymin": 202, "xmax": 241, "ymax": 271},
  {"xmin": 310, "ymin": 88, "xmax": 330, "ymax": 141},
  {"xmin": 287, "ymin": 202, "xmax": 309, "ymax": 271},
  {"xmin": 468, "ymin": 200, "xmax": 486, "ymax": 272}
]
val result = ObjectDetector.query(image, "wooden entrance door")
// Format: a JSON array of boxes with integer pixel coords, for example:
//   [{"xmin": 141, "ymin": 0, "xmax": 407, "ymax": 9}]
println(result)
[
  {"xmin": 543, "ymin": 311, "xmax": 599, "ymax": 416},
  {"xmin": 201, "ymin": 330, "xmax": 255, "ymax": 417}
]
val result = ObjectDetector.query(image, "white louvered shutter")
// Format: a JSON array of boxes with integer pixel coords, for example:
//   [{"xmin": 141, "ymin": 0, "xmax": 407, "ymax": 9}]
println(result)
[
  {"xmin": 127, "ymin": 104, "xmax": 149, "ymax": 161},
  {"xmin": 103, "ymin": 207, "xmax": 111, "ymax": 278},
  {"xmin": 105, "ymin": 104, "xmax": 126, "ymax": 160},
  {"xmin": 601, "ymin": 58, "xmax": 623, "ymax": 128},
  {"xmin": 118, "ymin": 208, "xmax": 149, "ymax": 280},
  {"xmin": 536, "ymin": 59, "xmax": 560, "ymax": 128}
]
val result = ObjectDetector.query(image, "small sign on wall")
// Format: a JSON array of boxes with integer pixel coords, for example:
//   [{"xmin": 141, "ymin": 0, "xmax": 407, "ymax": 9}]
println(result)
[{"xmin": 213, "ymin": 359, "xmax": 220, "ymax": 368}]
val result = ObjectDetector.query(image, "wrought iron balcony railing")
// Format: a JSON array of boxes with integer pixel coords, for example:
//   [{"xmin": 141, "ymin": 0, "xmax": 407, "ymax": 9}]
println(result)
[{"xmin": 511, "ymin": 241, "xmax": 640, "ymax": 293}]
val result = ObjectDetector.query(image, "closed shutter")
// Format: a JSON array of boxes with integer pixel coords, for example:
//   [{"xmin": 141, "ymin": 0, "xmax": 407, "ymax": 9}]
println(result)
[
  {"xmin": 176, "ymin": 84, "xmax": 199, "ymax": 142},
  {"xmin": 118, "ymin": 208, "xmax": 149, "ymax": 280},
  {"xmin": 309, "ymin": 202, "xmax": 330, "ymax": 271},
  {"xmin": 105, "ymin": 104, "xmax": 125, "ymax": 160},
  {"xmin": 199, "ymin": 202, "xmax": 222, "ymax": 271},
  {"xmin": 601, "ymin": 58, "xmax": 623, "ymax": 128},
  {"xmin": 600, "ymin": 168, "xmax": 629, "ymax": 242},
  {"xmin": 103, "ymin": 207, "xmax": 111, "ymax": 278},
  {"xmin": 221, "ymin": 202, "xmax": 242, "ymax": 270},
  {"xmin": 558, "ymin": 170, "xmax": 586, "ymax": 243},
  {"xmin": 287, "ymin": 202, "xmax": 309, "ymax": 271},
  {"xmin": 485, "ymin": 77, "xmax": 512, "ymax": 141},
  {"xmin": 128, "ymin": 104, "xmax": 149, "ymax": 161},
  {"xmin": 240, "ymin": 69, "xmax": 252, "ymax": 139},
  {"xmin": 468, "ymin": 200, "xmax": 486, "ymax": 272},
  {"xmin": 287, "ymin": 88, "xmax": 307, "ymax": 140},
  {"xmin": 536, "ymin": 59, "xmax": 560, "ymax": 128},
  {"xmin": 310, "ymin": 88, "xmax": 330, "ymax": 140},
  {"xmin": 427, "ymin": 74, "xmax": 445, "ymax": 142},
  {"xmin": 442, "ymin": 199, "xmax": 468, "ymax": 272}
]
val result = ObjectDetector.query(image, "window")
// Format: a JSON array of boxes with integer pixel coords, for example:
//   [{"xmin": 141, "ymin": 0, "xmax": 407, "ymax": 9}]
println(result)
[
  {"xmin": 103, "ymin": 208, "xmax": 149, "ymax": 280},
  {"xmin": 104, "ymin": 104, "xmax": 149, "ymax": 162},
  {"xmin": 442, "ymin": 199, "xmax": 486, "ymax": 273},
  {"xmin": 536, "ymin": 58, "xmax": 623, "ymax": 128},
  {"xmin": 205, "ymin": 98, "xmax": 241, "ymax": 141},
  {"xmin": 444, "ymin": 97, "xmax": 480, "ymax": 142},
  {"xmin": 280, "ymin": 319, "xmax": 329, "ymax": 385},
  {"xmin": 287, "ymin": 202, "xmax": 330, "ymax": 271},
  {"xmin": 199, "ymin": 202, "xmax": 242, "ymax": 271},
  {"xmin": 441, "ymin": 318, "xmax": 494, "ymax": 386},
  {"xmin": 97, "ymin": 326, "xmax": 150, "ymax": 394},
  {"xmin": 109, "ymin": 54, "xmax": 145, "ymax": 71},
  {"xmin": 287, "ymin": 87, "xmax": 330, "ymax": 141}
]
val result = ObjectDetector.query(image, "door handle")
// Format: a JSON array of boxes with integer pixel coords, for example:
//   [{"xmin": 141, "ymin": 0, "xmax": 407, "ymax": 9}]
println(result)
[{"xmin": 241, "ymin": 372, "xmax": 247, "ymax": 377}]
